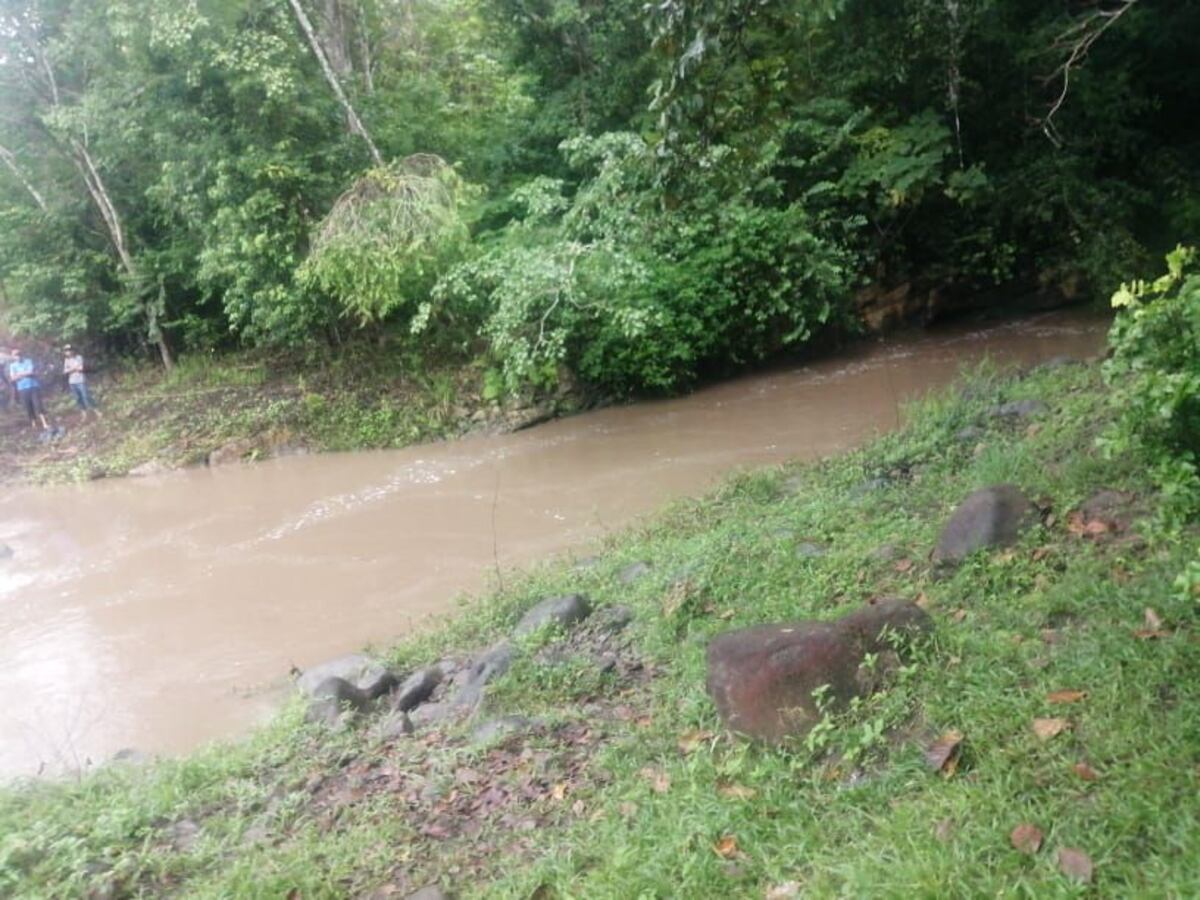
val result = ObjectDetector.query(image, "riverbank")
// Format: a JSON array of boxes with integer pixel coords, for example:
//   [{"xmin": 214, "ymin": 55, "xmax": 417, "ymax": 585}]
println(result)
[
  {"xmin": 2, "ymin": 351, "xmax": 1196, "ymax": 897},
  {"xmin": 0, "ymin": 347, "xmax": 583, "ymax": 487}
]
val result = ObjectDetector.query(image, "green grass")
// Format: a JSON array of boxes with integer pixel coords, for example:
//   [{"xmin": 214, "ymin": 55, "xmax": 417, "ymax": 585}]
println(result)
[
  {"xmin": 2, "ymin": 361, "xmax": 1197, "ymax": 897},
  {"xmin": 0, "ymin": 350, "xmax": 493, "ymax": 485}
]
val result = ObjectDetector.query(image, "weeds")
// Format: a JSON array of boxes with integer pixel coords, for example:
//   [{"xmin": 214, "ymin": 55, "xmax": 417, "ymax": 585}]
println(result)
[{"xmin": 1, "ymin": 361, "xmax": 1197, "ymax": 897}]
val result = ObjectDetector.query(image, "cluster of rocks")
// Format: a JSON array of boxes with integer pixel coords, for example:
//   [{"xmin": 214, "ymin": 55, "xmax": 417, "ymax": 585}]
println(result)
[
  {"xmin": 298, "ymin": 592, "xmax": 636, "ymax": 741},
  {"xmin": 706, "ymin": 482, "xmax": 1042, "ymax": 741}
]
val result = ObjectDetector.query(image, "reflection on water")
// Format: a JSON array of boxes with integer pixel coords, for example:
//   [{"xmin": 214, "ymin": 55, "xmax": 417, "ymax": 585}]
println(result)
[{"xmin": 0, "ymin": 309, "xmax": 1108, "ymax": 777}]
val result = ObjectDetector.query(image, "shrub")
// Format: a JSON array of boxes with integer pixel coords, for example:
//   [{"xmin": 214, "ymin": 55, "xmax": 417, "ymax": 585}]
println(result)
[{"xmin": 1102, "ymin": 245, "xmax": 1200, "ymax": 522}]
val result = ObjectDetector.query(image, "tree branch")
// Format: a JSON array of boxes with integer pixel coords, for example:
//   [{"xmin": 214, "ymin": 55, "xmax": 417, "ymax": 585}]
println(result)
[
  {"xmin": 1040, "ymin": 0, "xmax": 1139, "ymax": 147},
  {"xmin": 285, "ymin": 0, "xmax": 384, "ymax": 166}
]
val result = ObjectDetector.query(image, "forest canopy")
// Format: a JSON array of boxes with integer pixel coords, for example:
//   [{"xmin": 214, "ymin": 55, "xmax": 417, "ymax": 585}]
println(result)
[{"xmin": 0, "ymin": 0, "xmax": 1195, "ymax": 394}]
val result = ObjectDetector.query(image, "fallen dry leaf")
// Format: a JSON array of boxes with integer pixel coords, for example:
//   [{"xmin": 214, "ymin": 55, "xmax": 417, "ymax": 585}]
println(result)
[
  {"xmin": 712, "ymin": 834, "xmax": 740, "ymax": 859},
  {"xmin": 1010, "ymin": 822, "xmax": 1044, "ymax": 855},
  {"xmin": 1072, "ymin": 761, "xmax": 1100, "ymax": 782},
  {"xmin": 1046, "ymin": 689, "xmax": 1087, "ymax": 704},
  {"xmin": 951, "ymin": 608, "xmax": 967, "ymax": 623},
  {"xmin": 618, "ymin": 801, "xmax": 638, "ymax": 819},
  {"xmin": 718, "ymin": 609, "xmax": 736, "ymax": 620},
  {"xmin": 924, "ymin": 730, "xmax": 964, "ymax": 777},
  {"xmin": 640, "ymin": 767, "xmax": 671, "ymax": 794},
  {"xmin": 1032, "ymin": 546, "xmax": 1052, "ymax": 562},
  {"xmin": 634, "ymin": 715, "xmax": 654, "ymax": 729},
  {"xmin": 915, "ymin": 592, "xmax": 932, "ymax": 610},
  {"xmin": 1133, "ymin": 628, "xmax": 1170, "ymax": 640},
  {"xmin": 1144, "ymin": 607, "xmax": 1164, "ymax": 630},
  {"xmin": 571, "ymin": 799, "xmax": 586, "ymax": 816},
  {"xmin": 677, "ymin": 729, "xmax": 715, "ymax": 755},
  {"xmin": 1032, "ymin": 717, "xmax": 1070, "ymax": 740},
  {"xmin": 1058, "ymin": 847, "xmax": 1094, "ymax": 883},
  {"xmin": 1067, "ymin": 511, "xmax": 1111, "ymax": 537},
  {"xmin": 551, "ymin": 782, "xmax": 567, "ymax": 802},
  {"xmin": 894, "ymin": 558, "xmax": 914, "ymax": 573},
  {"xmin": 717, "ymin": 782, "xmax": 757, "ymax": 800},
  {"xmin": 1040, "ymin": 628, "xmax": 1062, "ymax": 645}
]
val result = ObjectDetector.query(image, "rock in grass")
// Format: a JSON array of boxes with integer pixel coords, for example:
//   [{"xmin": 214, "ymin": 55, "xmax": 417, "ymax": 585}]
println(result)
[
  {"xmin": 390, "ymin": 666, "xmax": 442, "ymax": 712},
  {"xmin": 706, "ymin": 598, "xmax": 932, "ymax": 742},
  {"xmin": 593, "ymin": 604, "xmax": 634, "ymax": 634},
  {"xmin": 305, "ymin": 676, "xmax": 373, "ymax": 726},
  {"xmin": 512, "ymin": 594, "xmax": 591, "ymax": 638},
  {"xmin": 988, "ymin": 399, "xmax": 1047, "ymax": 420},
  {"xmin": 618, "ymin": 560, "xmax": 652, "ymax": 584},
  {"xmin": 932, "ymin": 484, "xmax": 1036, "ymax": 566},
  {"xmin": 448, "ymin": 641, "xmax": 517, "ymax": 714},
  {"xmin": 296, "ymin": 653, "xmax": 397, "ymax": 700},
  {"xmin": 373, "ymin": 710, "xmax": 414, "ymax": 741},
  {"xmin": 795, "ymin": 542, "xmax": 827, "ymax": 560}
]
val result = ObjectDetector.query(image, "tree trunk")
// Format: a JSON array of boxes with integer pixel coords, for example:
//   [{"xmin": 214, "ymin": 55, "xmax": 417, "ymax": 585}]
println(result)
[
  {"xmin": 286, "ymin": 0, "xmax": 384, "ymax": 166},
  {"xmin": 73, "ymin": 140, "xmax": 174, "ymax": 370},
  {"xmin": 318, "ymin": 0, "xmax": 353, "ymax": 79},
  {"xmin": 0, "ymin": 144, "xmax": 49, "ymax": 212}
]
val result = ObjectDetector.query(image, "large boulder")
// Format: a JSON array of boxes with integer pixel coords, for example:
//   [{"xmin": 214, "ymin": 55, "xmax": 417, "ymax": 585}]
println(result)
[
  {"xmin": 304, "ymin": 676, "xmax": 374, "ymax": 727},
  {"xmin": 296, "ymin": 653, "xmax": 397, "ymax": 699},
  {"xmin": 932, "ymin": 484, "xmax": 1035, "ymax": 566},
  {"xmin": 706, "ymin": 599, "xmax": 932, "ymax": 742},
  {"xmin": 390, "ymin": 665, "xmax": 443, "ymax": 712},
  {"xmin": 512, "ymin": 594, "xmax": 591, "ymax": 638}
]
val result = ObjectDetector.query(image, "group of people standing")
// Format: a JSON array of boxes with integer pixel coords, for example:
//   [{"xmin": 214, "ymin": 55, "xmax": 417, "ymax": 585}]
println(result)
[{"xmin": 2, "ymin": 345, "xmax": 100, "ymax": 433}]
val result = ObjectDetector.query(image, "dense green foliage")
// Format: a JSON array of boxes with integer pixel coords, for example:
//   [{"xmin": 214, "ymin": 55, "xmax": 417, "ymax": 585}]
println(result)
[
  {"xmin": 1103, "ymin": 246, "xmax": 1200, "ymax": 523},
  {"xmin": 1, "ymin": 0, "xmax": 1197, "ymax": 394}
]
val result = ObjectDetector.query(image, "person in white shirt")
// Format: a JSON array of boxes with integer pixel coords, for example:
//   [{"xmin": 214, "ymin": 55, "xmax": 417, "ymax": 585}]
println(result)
[{"xmin": 63, "ymin": 345, "xmax": 100, "ymax": 420}]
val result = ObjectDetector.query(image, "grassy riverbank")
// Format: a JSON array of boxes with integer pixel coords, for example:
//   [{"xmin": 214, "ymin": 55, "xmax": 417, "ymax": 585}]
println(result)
[
  {"xmin": 2, "ymin": 357, "xmax": 1198, "ymax": 897},
  {"xmin": 0, "ymin": 348, "xmax": 581, "ymax": 487}
]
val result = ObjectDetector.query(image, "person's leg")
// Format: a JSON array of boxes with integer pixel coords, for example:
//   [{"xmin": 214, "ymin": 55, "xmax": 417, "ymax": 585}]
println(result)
[
  {"xmin": 20, "ymin": 389, "xmax": 36, "ymax": 428},
  {"xmin": 82, "ymin": 382, "xmax": 99, "ymax": 416},
  {"xmin": 31, "ymin": 389, "xmax": 49, "ymax": 430}
]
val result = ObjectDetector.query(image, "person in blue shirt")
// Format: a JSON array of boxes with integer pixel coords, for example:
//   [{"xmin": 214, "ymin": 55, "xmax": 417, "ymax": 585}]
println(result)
[{"xmin": 7, "ymin": 348, "xmax": 50, "ymax": 430}]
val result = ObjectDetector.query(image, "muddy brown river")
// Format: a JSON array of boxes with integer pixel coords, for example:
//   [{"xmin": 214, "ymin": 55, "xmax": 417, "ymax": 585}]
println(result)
[{"xmin": 0, "ymin": 310, "xmax": 1108, "ymax": 778}]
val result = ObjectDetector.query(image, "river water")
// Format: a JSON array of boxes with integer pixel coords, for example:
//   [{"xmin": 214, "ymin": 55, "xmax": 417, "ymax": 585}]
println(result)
[{"xmin": 0, "ymin": 309, "xmax": 1108, "ymax": 778}]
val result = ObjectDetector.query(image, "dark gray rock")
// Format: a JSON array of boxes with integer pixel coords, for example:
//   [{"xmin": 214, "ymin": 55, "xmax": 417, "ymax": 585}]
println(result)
[
  {"xmin": 446, "ymin": 641, "xmax": 516, "ymax": 713},
  {"xmin": 373, "ymin": 711, "xmax": 414, "ymax": 741},
  {"xmin": 513, "ymin": 594, "xmax": 591, "ymax": 638},
  {"xmin": 391, "ymin": 666, "xmax": 443, "ymax": 712},
  {"xmin": 706, "ymin": 598, "xmax": 932, "ymax": 742},
  {"xmin": 795, "ymin": 542, "xmax": 827, "ymax": 560},
  {"xmin": 408, "ymin": 702, "xmax": 452, "ymax": 729},
  {"xmin": 593, "ymin": 604, "xmax": 634, "ymax": 634},
  {"xmin": 305, "ymin": 676, "xmax": 373, "ymax": 727},
  {"xmin": 471, "ymin": 715, "xmax": 537, "ymax": 745},
  {"xmin": 618, "ymin": 561, "xmax": 652, "ymax": 584},
  {"xmin": 932, "ymin": 484, "xmax": 1036, "ymax": 566},
  {"xmin": 296, "ymin": 653, "xmax": 396, "ymax": 700},
  {"xmin": 988, "ymin": 399, "xmax": 1047, "ymax": 420}
]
